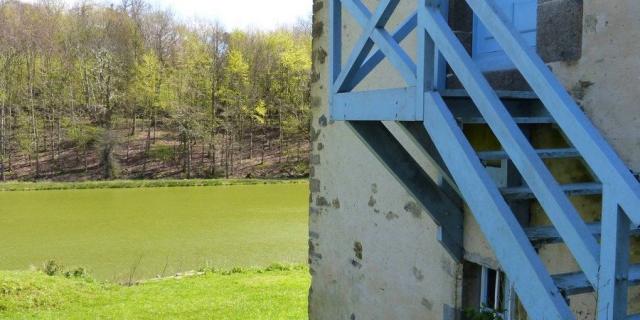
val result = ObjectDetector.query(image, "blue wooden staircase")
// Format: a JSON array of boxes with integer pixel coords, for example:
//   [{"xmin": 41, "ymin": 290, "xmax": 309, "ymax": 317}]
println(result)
[{"xmin": 329, "ymin": 0, "xmax": 640, "ymax": 319}]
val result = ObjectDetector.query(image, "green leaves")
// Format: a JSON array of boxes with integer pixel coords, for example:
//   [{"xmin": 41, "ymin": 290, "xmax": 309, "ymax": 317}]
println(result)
[
  {"xmin": 253, "ymin": 100, "xmax": 268, "ymax": 125},
  {"xmin": 0, "ymin": 0, "xmax": 312, "ymax": 179}
]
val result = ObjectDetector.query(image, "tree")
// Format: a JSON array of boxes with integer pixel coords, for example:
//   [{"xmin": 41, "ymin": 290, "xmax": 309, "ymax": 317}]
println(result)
[
  {"xmin": 0, "ymin": 0, "xmax": 312, "ymax": 181},
  {"xmin": 219, "ymin": 47, "xmax": 249, "ymax": 177},
  {"xmin": 203, "ymin": 22, "xmax": 227, "ymax": 177}
]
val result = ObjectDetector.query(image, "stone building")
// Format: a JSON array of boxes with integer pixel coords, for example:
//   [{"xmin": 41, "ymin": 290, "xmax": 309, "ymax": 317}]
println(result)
[{"xmin": 309, "ymin": 0, "xmax": 640, "ymax": 319}]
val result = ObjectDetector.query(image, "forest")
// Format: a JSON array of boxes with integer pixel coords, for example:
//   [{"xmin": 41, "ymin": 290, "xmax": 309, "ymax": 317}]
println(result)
[{"xmin": 0, "ymin": 0, "xmax": 312, "ymax": 181}]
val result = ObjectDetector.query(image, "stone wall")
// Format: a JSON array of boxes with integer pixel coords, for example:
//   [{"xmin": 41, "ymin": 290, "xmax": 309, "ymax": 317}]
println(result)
[{"xmin": 309, "ymin": 1, "xmax": 640, "ymax": 319}]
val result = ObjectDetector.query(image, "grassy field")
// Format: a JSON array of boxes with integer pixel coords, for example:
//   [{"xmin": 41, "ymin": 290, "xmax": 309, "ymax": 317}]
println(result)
[
  {"xmin": 0, "ymin": 265, "xmax": 310, "ymax": 319},
  {"xmin": 0, "ymin": 181, "xmax": 308, "ymax": 281}
]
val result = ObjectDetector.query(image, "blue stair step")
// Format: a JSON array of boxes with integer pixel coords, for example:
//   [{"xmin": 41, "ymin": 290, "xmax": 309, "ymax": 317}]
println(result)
[
  {"xmin": 442, "ymin": 89, "xmax": 538, "ymax": 100},
  {"xmin": 628, "ymin": 314, "xmax": 640, "ymax": 320},
  {"xmin": 526, "ymin": 223, "xmax": 640, "ymax": 244},
  {"xmin": 458, "ymin": 116, "xmax": 555, "ymax": 125},
  {"xmin": 553, "ymin": 264, "xmax": 640, "ymax": 296},
  {"xmin": 444, "ymin": 90, "xmax": 552, "ymax": 126},
  {"xmin": 478, "ymin": 148, "xmax": 580, "ymax": 161},
  {"xmin": 501, "ymin": 182, "xmax": 603, "ymax": 200}
]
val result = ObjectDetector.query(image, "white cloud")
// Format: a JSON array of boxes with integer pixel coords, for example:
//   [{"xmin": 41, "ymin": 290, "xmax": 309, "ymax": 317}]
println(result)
[
  {"xmin": 20, "ymin": 0, "xmax": 312, "ymax": 31},
  {"xmin": 149, "ymin": 0, "xmax": 311, "ymax": 30}
]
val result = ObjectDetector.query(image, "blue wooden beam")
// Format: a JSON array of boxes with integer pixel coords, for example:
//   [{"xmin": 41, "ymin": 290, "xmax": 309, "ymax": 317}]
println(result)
[
  {"xmin": 417, "ymin": 0, "xmax": 435, "ymax": 120},
  {"xmin": 337, "ymin": 0, "xmax": 416, "ymax": 91},
  {"xmin": 329, "ymin": 0, "xmax": 342, "ymax": 85},
  {"xmin": 398, "ymin": 121, "xmax": 460, "ymax": 198},
  {"xmin": 334, "ymin": 87, "xmax": 552, "ymax": 124},
  {"xmin": 465, "ymin": 0, "xmax": 640, "ymax": 228},
  {"xmin": 334, "ymin": 0, "xmax": 400, "ymax": 93},
  {"xmin": 333, "ymin": 87, "xmax": 418, "ymax": 121},
  {"xmin": 329, "ymin": 0, "xmax": 342, "ymax": 118},
  {"xmin": 597, "ymin": 190, "xmax": 631, "ymax": 320},
  {"xmin": 349, "ymin": 13, "xmax": 418, "ymax": 89},
  {"xmin": 370, "ymin": 28, "xmax": 417, "ymax": 86},
  {"xmin": 348, "ymin": 121, "xmax": 463, "ymax": 261},
  {"xmin": 416, "ymin": 0, "xmax": 449, "ymax": 120},
  {"xmin": 421, "ymin": 4, "xmax": 601, "ymax": 286},
  {"xmin": 553, "ymin": 264, "xmax": 640, "ymax": 296},
  {"xmin": 422, "ymin": 91, "xmax": 574, "ymax": 319},
  {"xmin": 526, "ymin": 223, "xmax": 640, "ymax": 245},
  {"xmin": 477, "ymin": 148, "xmax": 580, "ymax": 161}
]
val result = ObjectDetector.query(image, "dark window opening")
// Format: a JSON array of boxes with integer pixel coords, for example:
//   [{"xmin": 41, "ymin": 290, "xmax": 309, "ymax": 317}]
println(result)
[{"xmin": 462, "ymin": 261, "xmax": 511, "ymax": 320}]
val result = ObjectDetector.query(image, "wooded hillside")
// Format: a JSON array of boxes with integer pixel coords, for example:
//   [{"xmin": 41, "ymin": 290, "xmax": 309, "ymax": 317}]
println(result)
[{"xmin": 0, "ymin": 0, "xmax": 312, "ymax": 181}]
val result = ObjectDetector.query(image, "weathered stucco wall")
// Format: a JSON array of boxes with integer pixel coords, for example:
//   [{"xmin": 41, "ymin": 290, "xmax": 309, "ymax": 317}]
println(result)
[
  {"xmin": 309, "ymin": 1, "xmax": 462, "ymax": 319},
  {"xmin": 310, "ymin": 0, "xmax": 640, "ymax": 319},
  {"xmin": 539, "ymin": 1, "xmax": 640, "ymax": 317},
  {"xmin": 551, "ymin": 0, "xmax": 640, "ymax": 172}
]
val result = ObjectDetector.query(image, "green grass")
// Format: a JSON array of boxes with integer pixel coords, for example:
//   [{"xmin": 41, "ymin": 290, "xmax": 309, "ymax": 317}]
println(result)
[
  {"xmin": 0, "ymin": 265, "xmax": 310, "ymax": 319},
  {"xmin": 0, "ymin": 178, "xmax": 306, "ymax": 192},
  {"xmin": 0, "ymin": 182, "xmax": 309, "ymax": 281}
]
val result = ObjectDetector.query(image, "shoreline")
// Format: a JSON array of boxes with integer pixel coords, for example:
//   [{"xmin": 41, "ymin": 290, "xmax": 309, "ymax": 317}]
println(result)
[{"xmin": 0, "ymin": 178, "xmax": 308, "ymax": 192}]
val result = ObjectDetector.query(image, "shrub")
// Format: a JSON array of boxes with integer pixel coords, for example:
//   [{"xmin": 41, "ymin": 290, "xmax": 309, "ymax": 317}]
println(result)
[
  {"xmin": 43, "ymin": 260, "xmax": 62, "ymax": 276},
  {"xmin": 64, "ymin": 267, "xmax": 88, "ymax": 279}
]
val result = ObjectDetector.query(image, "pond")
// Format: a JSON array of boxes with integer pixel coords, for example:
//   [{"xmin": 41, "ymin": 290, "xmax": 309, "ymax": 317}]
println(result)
[{"xmin": 0, "ymin": 183, "xmax": 308, "ymax": 281}]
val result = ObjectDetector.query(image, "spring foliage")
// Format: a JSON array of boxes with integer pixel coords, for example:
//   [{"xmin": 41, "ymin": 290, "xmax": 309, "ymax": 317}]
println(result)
[{"xmin": 0, "ymin": 0, "xmax": 312, "ymax": 180}]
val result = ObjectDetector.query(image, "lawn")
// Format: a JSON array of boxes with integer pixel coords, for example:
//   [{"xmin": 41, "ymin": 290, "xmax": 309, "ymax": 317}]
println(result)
[
  {"xmin": 0, "ymin": 265, "xmax": 310, "ymax": 319},
  {"xmin": 0, "ymin": 181, "xmax": 309, "ymax": 281}
]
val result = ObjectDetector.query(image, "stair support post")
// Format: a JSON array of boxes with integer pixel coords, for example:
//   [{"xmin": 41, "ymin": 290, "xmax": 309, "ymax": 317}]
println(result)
[
  {"xmin": 598, "ymin": 189, "xmax": 631, "ymax": 320},
  {"xmin": 417, "ymin": 0, "xmax": 448, "ymax": 120}
]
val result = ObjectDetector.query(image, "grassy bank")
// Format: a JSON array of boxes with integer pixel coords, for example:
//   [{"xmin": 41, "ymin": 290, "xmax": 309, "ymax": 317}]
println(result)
[
  {"xmin": 0, "ymin": 178, "xmax": 307, "ymax": 192},
  {"xmin": 0, "ymin": 265, "xmax": 310, "ymax": 319}
]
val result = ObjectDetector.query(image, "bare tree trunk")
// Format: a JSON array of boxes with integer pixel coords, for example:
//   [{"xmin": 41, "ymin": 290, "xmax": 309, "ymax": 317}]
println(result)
[
  {"xmin": 130, "ymin": 112, "xmax": 137, "ymax": 136},
  {"xmin": 152, "ymin": 110, "xmax": 157, "ymax": 144},
  {"xmin": 0, "ymin": 97, "xmax": 5, "ymax": 181},
  {"xmin": 209, "ymin": 136, "xmax": 216, "ymax": 178},
  {"xmin": 125, "ymin": 137, "xmax": 131, "ymax": 161},
  {"xmin": 224, "ymin": 132, "xmax": 229, "ymax": 179},
  {"xmin": 142, "ymin": 118, "xmax": 152, "ymax": 177},
  {"xmin": 278, "ymin": 108, "xmax": 283, "ymax": 163},
  {"xmin": 238, "ymin": 116, "xmax": 243, "ymax": 161},
  {"xmin": 126, "ymin": 112, "xmax": 136, "ymax": 161},
  {"xmin": 26, "ymin": 53, "xmax": 40, "ymax": 179},
  {"xmin": 200, "ymin": 142, "xmax": 205, "ymax": 167},
  {"xmin": 261, "ymin": 126, "xmax": 267, "ymax": 164},
  {"xmin": 249, "ymin": 122, "xmax": 254, "ymax": 160},
  {"xmin": 49, "ymin": 113, "xmax": 56, "ymax": 170},
  {"xmin": 57, "ymin": 116, "xmax": 62, "ymax": 166},
  {"xmin": 230, "ymin": 134, "xmax": 235, "ymax": 176},
  {"xmin": 7, "ymin": 105, "xmax": 13, "ymax": 175},
  {"xmin": 30, "ymin": 90, "xmax": 40, "ymax": 179},
  {"xmin": 186, "ymin": 140, "xmax": 192, "ymax": 179}
]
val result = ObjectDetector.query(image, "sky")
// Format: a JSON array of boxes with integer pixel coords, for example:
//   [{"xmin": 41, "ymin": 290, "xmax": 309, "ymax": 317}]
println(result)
[
  {"xmin": 22, "ymin": 0, "xmax": 312, "ymax": 31},
  {"xmin": 147, "ymin": 0, "xmax": 312, "ymax": 30}
]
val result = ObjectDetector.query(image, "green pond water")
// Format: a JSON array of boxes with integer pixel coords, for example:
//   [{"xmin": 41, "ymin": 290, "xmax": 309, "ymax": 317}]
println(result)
[{"xmin": 0, "ymin": 183, "xmax": 308, "ymax": 281}]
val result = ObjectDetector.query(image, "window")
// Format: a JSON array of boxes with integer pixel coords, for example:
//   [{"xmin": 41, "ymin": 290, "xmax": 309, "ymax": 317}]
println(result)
[
  {"xmin": 472, "ymin": 0, "xmax": 537, "ymax": 71},
  {"xmin": 480, "ymin": 266, "xmax": 505, "ymax": 314},
  {"xmin": 462, "ymin": 262, "xmax": 515, "ymax": 320}
]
